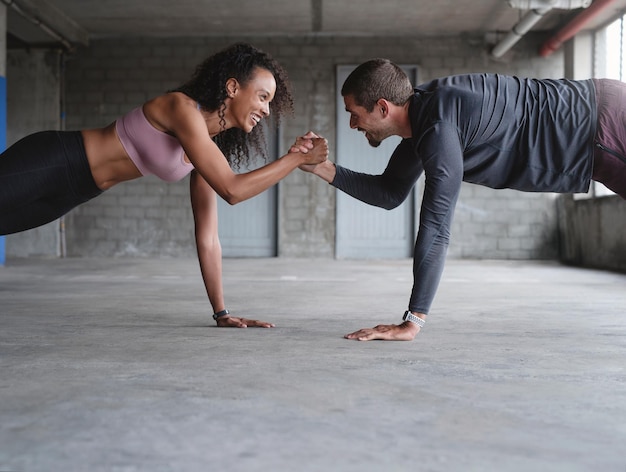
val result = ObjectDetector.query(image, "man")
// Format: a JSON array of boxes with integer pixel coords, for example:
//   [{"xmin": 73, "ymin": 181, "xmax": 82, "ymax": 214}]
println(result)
[{"xmin": 296, "ymin": 58, "xmax": 626, "ymax": 341}]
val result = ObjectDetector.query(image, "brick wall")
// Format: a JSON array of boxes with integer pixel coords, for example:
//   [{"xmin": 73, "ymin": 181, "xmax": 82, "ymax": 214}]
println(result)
[{"xmin": 61, "ymin": 33, "xmax": 564, "ymax": 259}]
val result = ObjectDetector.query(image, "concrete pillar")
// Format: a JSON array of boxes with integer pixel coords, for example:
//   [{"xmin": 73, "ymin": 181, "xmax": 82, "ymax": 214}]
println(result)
[
  {"xmin": 4, "ymin": 49, "xmax": 63, "ymax": 258},
  {"xmin": 0, "ymin": 5, "xmax": 6, "ymax": 266},
  {"xmin": 563, "ymin": 32, "xmax": 593, "ymax": 79}
]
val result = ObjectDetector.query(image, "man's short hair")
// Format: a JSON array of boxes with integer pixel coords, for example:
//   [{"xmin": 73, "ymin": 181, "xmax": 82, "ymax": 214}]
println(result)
[{"xmin": 341, "ymin": 59, "xmax": 413, "ymax": 112}]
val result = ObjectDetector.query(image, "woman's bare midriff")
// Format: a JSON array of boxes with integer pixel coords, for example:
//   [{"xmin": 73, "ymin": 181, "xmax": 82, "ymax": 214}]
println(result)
[{"xmin": 81, "ymin": 123, "xmax": 143, "ymax": 190}]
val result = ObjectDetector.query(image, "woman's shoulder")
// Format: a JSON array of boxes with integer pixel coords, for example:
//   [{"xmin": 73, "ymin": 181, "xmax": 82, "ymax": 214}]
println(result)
[
  {"xmin": 146, "ymin": 92, "xmax": 197, "ymax": 113},
  {"xmin": 143, "ymin": 92, "xmax": 200, "ymax": 133}
]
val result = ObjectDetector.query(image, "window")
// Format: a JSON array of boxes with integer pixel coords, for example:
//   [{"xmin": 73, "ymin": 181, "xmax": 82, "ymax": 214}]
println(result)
[{"xmin": 601, "ymin": 15, "xmax": 625, "ymax": 80}]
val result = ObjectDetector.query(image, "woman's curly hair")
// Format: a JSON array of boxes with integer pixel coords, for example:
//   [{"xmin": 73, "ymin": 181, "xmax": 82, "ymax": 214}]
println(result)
[{"xmin": 171, "ymin": 43, "xmax": 293, "ymax": 169}]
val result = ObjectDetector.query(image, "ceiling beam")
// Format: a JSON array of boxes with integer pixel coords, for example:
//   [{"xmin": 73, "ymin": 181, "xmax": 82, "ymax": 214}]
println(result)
[{"xmin": 4, "ymin": 0, "xmax": 89, "ymax": 47}]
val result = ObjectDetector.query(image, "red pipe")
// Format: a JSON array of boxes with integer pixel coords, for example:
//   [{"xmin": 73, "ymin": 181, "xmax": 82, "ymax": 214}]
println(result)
[{"xmin": 539, "ymin": 0, "xmax": 618, "ymax": 57}]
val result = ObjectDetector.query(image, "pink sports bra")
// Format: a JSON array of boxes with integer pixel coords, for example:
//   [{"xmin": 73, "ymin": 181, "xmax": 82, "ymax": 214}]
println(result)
[{"xmin": 115, "ymin": 106, "xmax": 194, "ymax": 182}]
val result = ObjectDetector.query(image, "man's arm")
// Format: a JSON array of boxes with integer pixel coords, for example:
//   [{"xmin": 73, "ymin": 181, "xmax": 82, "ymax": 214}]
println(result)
[
  {"xmin": 299, "ymin": 127, "xmax": 463, "ymax": 341},
  {"xmin": 331, "ymin": 139, "xmax": 423, "ymax": 210},
  {"xmin": 299, "ymin": 137, "xmax": 423, "ymax": 210},
  {"xmin": 344, "ymin": 124, "xmax": 464, "ymax": 341},
  {"xmin": 407, "ymin": 124, "xmax": 464, "ymax": 315}
]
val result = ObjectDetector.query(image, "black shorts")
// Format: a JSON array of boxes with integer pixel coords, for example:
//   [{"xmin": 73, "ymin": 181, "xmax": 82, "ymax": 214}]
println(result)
[{"xmin": 0, "ymin": 131, "xmax": 103, "ymax": 235}]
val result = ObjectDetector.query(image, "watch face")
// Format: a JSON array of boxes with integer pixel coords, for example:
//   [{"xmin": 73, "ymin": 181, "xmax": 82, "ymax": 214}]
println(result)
[{"xmin": 404, "ymin": 311, "xmax": 424, "ymax": 327}]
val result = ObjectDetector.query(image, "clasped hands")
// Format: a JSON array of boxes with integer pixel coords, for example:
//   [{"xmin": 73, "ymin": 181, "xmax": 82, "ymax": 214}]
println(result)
[
  {"xmin": 290, "ymin": 131, "xmax": 328, "ymax": 168},
  {"xmin": 290, "ymin": 131, "xmax": 329, "ymax": 172}
]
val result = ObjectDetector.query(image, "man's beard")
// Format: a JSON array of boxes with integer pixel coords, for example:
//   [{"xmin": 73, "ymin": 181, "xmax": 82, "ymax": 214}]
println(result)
[
  {"xmin": 364, "ymin": 126, "xmax": 392, "ymax": 148},
  {"xmin": 367, "ymin": 136, "xmax": 382, "ymax": 148},
  {"xmin": 363, "ymin": 130, "xmax": 382, "ymax": 147}
]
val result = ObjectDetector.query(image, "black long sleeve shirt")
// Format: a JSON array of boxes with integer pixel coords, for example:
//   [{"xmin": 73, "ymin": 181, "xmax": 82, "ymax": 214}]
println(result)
[{"xmin": 332, "ymin": 73, "xmax": 597, "ymax": 314}]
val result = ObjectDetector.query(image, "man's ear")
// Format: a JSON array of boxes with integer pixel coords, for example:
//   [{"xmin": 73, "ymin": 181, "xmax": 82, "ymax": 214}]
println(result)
[{"xmin": 377, "ymin": 99, "xmax": 389, "ymax": 117}]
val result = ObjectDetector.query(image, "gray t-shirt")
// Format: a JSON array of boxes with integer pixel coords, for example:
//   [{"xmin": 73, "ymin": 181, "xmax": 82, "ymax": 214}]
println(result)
[{"xmin": 332, "ymin": 73, "xmax": 597, "ymax": 314}]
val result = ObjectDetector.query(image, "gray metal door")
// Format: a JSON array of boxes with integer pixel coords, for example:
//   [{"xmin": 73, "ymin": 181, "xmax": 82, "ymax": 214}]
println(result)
[
  {"xmin": 217, "ymin": 127, "xmax": 277, "ymax": 257},
  {"xmin": 335, "ymin": 65, "xmax": 418, "ymax": 259}
]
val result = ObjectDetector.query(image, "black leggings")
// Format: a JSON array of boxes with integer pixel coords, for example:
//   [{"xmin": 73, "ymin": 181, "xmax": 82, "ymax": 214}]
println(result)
[{"xmin": 0, "ymin": 131, "xmax": 103, "ymax": 235}]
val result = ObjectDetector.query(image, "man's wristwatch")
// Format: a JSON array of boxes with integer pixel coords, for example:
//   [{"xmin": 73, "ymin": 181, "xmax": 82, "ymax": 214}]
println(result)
[
  {"xmin": 213, "ymin": 309, "xmax": 230, "ymax": 320},
  {"xmin": 403, "ymin": 310, "xmax": 425, "ymax": 328}
]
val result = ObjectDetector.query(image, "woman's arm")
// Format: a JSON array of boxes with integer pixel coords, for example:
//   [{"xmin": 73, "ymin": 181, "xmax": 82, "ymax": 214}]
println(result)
[
  {"xmin": 189, "ymin": 171, "xmax": 274, "ymax": 328},
  {"xmin": 190, "ymin": 171, "xmax": 225, "ymax": 313},
  {"xmin": 163, "ymin": 95, "xmax": 328, "ymax": 205}
]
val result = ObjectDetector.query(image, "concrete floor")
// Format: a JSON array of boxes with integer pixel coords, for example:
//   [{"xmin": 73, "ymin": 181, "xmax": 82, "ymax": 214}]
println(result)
[{"xmin": 0, "ymin": 257, "xmax": 625, "ymax": 472}]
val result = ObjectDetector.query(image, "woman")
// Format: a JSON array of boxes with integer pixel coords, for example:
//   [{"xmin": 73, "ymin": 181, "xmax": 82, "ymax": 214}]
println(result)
[{"xmin": 0, "ymin": 42, "xmax": 328, "ymax": 328}]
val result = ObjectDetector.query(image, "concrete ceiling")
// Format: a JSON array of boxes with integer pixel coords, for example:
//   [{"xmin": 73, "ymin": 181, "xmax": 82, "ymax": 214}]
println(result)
[{"xmin": 6, "ymin": 0, "xmax": 626, "ymax": 50}]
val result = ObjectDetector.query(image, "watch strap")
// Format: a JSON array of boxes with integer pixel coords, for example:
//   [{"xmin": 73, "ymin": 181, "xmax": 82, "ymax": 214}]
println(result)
[
  {"xmin": 403, "ymin": 310, "xmax": 425, "ymax": 328},
  {"xmin": 213, "ymin": 309, "xmax": 230, "ymax": 320}
]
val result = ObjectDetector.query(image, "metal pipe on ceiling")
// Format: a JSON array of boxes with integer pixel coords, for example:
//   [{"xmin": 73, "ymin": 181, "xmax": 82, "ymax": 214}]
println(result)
[
  {"xmin": 508, "ymin": 0, "xmax": 590, "ymax": 8},
  {"xmin": 539, "ymin": 0, "xmax": 618, "ymax": 56},
  {"xmin": 491, "ymin": 6, "xmax": 553, "ymax": 57},
  {"xmin": 491, "ymin": 0, "xmax": 593, "ymax": 58}
]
